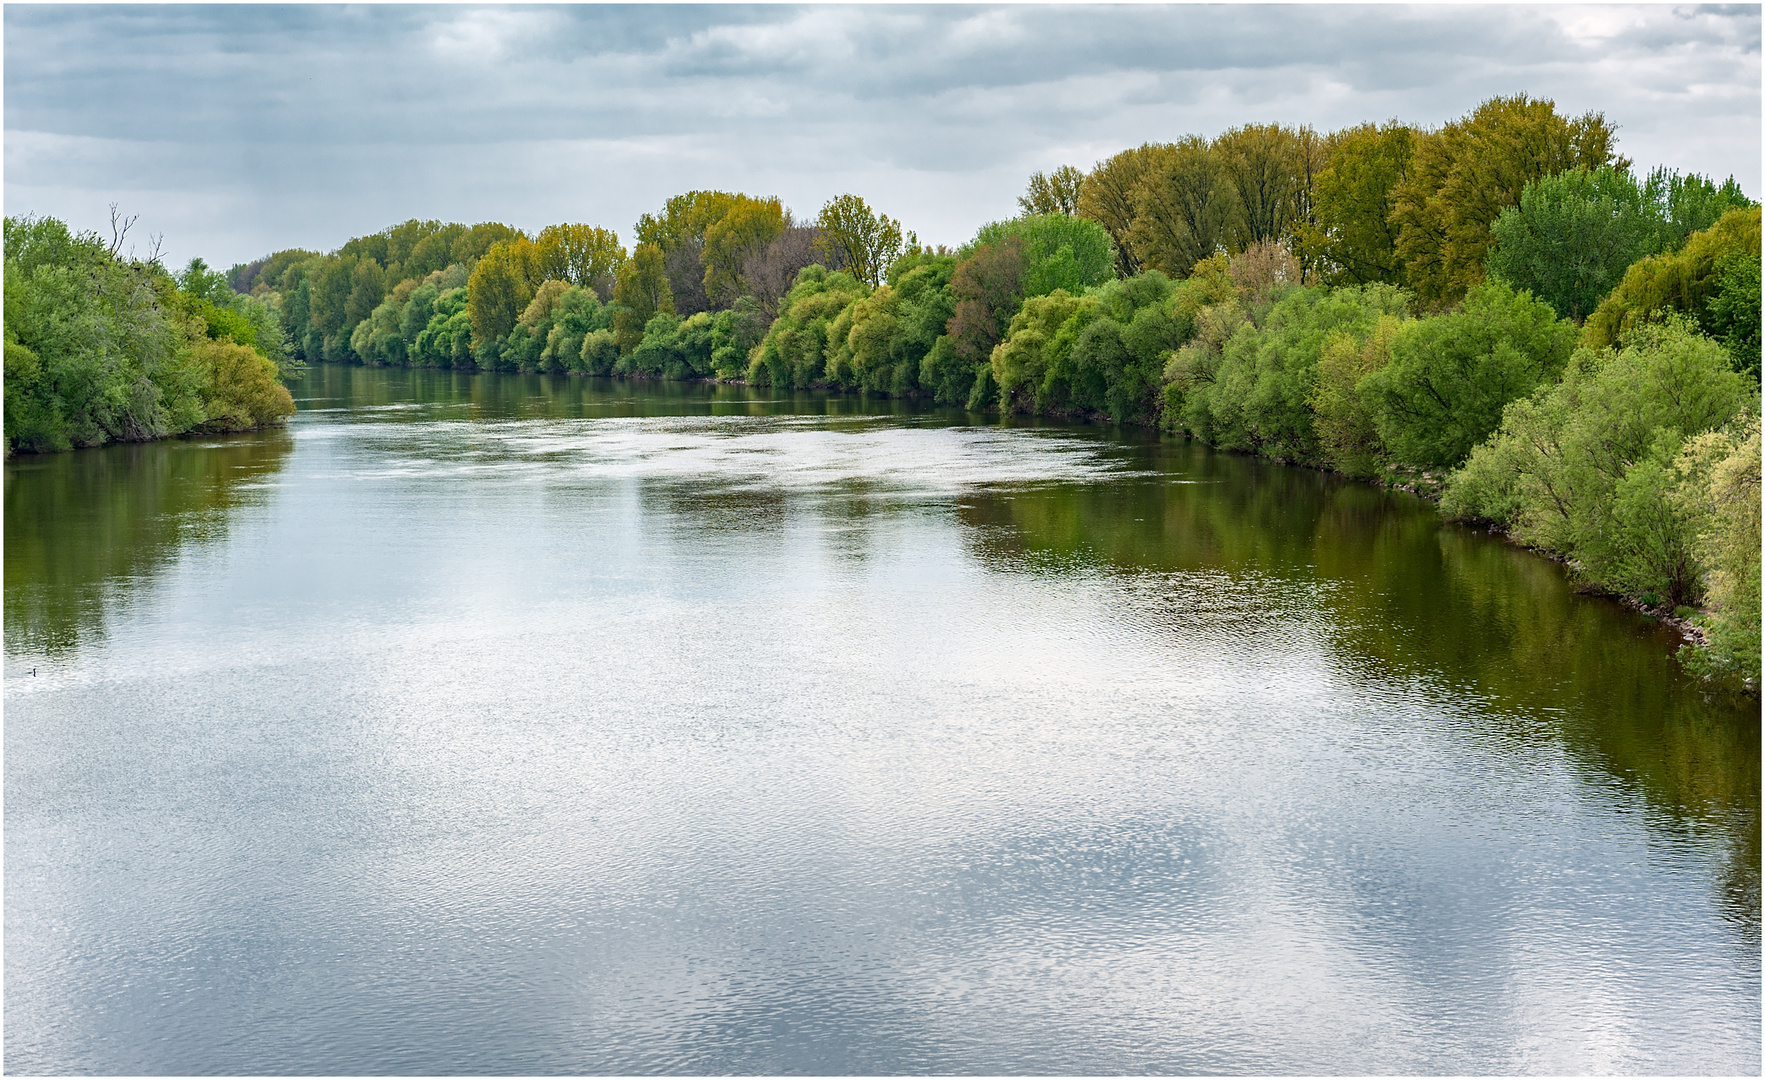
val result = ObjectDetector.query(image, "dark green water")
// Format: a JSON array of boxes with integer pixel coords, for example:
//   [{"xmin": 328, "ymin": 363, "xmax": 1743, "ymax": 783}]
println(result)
[{"xmin": 5, "ymin": 365, "xmax": 1759, "ymax": 1073}]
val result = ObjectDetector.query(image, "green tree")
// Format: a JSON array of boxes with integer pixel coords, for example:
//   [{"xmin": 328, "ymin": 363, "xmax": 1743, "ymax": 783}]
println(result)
[
  {"xmin": 1362, "ymin": 279, "xmax": 1578, "ymax": 467},
  {"xmin": 969, "ymin": 214, "xmax": 1116, "ymax": 299},
  {"xmin": 1673, "ymin": 417, "xmax": 1762, "ymax": 683},
  {"xmin": 1392, "ymin": 94, "xmax": 1624, "ymax": 303},
  {"xmin": 1486, "ymin": 165, "xmax": 1663, "ymax": 323},
  {"xmin": 748, "ymin": 265, "xmax": 867, "ymax": 387},
  {"xmin": 815, "ymin": 194, "xmax": 905, "ymax": 288},
  {"xmin": 1295, "ymin": 122, "xmax": 1416, "ymax": 286},
  {"xmin": 1214, "ymin": 123, "xmax": 1312, "ymax": 249},
  {"xmin": 1018, "ymin": 165, "xmax": 1085, "ymax": 216}
]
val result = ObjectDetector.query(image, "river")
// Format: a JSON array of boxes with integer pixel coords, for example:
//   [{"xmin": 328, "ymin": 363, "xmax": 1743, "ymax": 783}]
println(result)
[{"xmin": 5, "ymin": 365, "xmax": 1759, "ymax": 1074}]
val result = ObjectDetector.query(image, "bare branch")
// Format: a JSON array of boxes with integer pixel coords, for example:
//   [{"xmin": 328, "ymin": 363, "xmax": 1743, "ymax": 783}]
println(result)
[{"xmin": 107, "ymin": 203, "xmax": 137, "ymax": 257}]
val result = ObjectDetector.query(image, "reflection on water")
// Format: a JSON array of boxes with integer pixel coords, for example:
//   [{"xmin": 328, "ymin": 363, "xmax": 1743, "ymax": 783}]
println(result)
[
  {"xmin": 4, "ymin": 366, "xmax": 1758, "ymax": 1074},
  {"xmin": 963, "ymin": 444, "xmax": 1761, "ymax": 944},
  {"xmin": 4, "ymin": 429, "xmax": 293, "ymax": 657}
]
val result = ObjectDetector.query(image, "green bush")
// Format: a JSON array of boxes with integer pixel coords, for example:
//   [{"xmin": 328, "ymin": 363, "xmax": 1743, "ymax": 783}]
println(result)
[
  {"xmin": 1441, "ymin": 318, "xmax": 1753, "ymax": 604},
  {"xmin": 1363, "ymin": 280, "xmax": 1576, "ymax": 468}
]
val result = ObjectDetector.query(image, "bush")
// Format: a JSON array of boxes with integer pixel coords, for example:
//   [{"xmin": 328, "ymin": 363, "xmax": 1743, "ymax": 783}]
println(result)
[
  {"xmin": 1185, "ymin": 282, "xmax": 1407, "ymax": 463},
  {"xmin": 1441, "ymin": 318, "xmax": 1752, "ymax": 604},
  {"xmin": 190, "ymin": 339, "xmax": 296, "ymax": 432},
  {"xmin": 748, "ymin": 265, "xmax": 867, "ymax": 387},
  {"xmin": 1363, "ymin": 280, "xmax": 1576, "ymax": 468},
  {"xmin": 1673, "ymin": 417, "xmax": 1762, "ymax": 683}
]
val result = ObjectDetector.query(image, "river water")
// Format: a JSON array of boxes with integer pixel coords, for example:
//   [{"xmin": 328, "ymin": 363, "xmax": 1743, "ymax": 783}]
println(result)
[{"xmin": 5, "ymin": 365, "xmax": 1759, "ymax": 1074}]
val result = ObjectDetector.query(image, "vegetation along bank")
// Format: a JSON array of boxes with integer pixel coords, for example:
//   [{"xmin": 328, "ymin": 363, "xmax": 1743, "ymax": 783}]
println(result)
[{"xmin": 6, "ymin": 94, "xmax": 1759, "ymax": 683}]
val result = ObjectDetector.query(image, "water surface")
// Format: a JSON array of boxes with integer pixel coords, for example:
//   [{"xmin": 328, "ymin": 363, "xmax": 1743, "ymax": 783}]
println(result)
[{"xmin": 6, "ymin": 366, "xmax": 1759, "ymax": 1074}]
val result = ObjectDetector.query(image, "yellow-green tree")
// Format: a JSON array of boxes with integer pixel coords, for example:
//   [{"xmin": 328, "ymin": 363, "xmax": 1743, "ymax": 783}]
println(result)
[
  {"xmin": 533, "ymin": 224, "xmax": 626, "ymax": 300},
  {"xmin": 612, "ymin": 242, "xmax": 674, "ymax": 353},
  {"xmin": 1018, "ymin": 165, "xmax": 1085, "ymax": 216},
  {"xmin": 1391, "ymin": 94, "xmax": 1624, "ymax": 303},
  {"xmin": 1214, "ymin": 123, "xmax": 1317, "ymax": 250},
  {"xmin": 1295, "ymin": 122, "xmax": 1417, "ymax": 286},
  {"xmin": 1078, "ymin": 143, "xmax": 1175, "ymax": 277},
  {"xmin": 1128, "ymin": 136, "xmax": 1238, "ymax": 279},
  {"xmin": 814, "ymin": 194, "xmax": 904, "ymax": 288},
  {"xmin": 1582, "ymin": 206, "xmax": 1761, "ymax": 354},
  {"xmin": 466, "ymin": 237, "xmax": 539, "ymax": 350},
  {"xmin": 701, "ymin": 195, "xmax": 787, "ymax": 306}
]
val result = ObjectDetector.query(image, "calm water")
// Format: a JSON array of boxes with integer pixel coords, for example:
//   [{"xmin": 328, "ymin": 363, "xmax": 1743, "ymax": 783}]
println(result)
[{"xmin": 5, "ymin": 366, "xmax": 1759, "ymax": 1075}]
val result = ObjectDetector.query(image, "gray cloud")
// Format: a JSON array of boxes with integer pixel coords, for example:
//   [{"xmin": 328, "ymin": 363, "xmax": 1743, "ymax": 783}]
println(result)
[{"xmin": 5, "ymin": 4, "xmax": 1759, "ymax": 270}]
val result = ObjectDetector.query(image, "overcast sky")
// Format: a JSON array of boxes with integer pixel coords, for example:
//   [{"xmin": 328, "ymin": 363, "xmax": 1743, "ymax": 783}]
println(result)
[{"xmin": 6, "ymin": 4, "xmax": 1760, "ymax": 271}]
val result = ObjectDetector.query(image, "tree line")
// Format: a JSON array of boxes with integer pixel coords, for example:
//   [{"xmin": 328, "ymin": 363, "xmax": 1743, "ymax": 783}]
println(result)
[{"xmin": 7, "ymin": 93, "xmax": 1758, "ymax": 681}]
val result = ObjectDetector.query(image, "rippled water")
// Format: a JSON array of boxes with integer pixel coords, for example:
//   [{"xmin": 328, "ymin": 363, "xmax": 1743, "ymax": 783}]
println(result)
[{"xmin": 6, "ymin": 366, "xmax": 1759, "ymax": 1074}]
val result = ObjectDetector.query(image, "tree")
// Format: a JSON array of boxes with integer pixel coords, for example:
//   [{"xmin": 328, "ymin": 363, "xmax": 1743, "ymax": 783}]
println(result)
[
  {"xmin": 969, "ymin": 213, "xmax": 1116, "ymax": 299},
  {"xmin": 612, "ymin": 242, "xmax": 674, "ymax": 353},
  {"xmin": 1078, "ymin": 143, "xmax": 1175, "ymax": 277},
  {"xmin": 701, "ymin": 196, "xmax": 788, "ymax": 306},
  {"xmin": 1295, "ymin": 122, "xmax": 1416, "ymax": 286},
  {"xmin": 1128, "ymin": 136, "xmax": 1238, "ymax": 279},
  {"xmin": 1362, "ymin": 279, "xmax": 1578, "ymax": 467},
  {"xmin": 814, "ymin": 194, "xmax": 904, "ymax": 288},
  {"xmin": 1018, "ymin": 165, "xmax": 1084, "ymax": 216},
  {"xmin": 743, "ymin": 226, "xmax": 826, "ymax": 322},
  {"xmin": 946, "ymin": 236, "xmax": 1026, "ymax": 364},
  {"xmin": 466, "ymin": 238, "xmax": 538, "ymax": 354},
  {"xmin": 1214, "ymin": 123, "xmax": 1309, "ymax": 250},
  {"xmin": 1486, "ymin": 165, "xmax": 1663, "ymax": 323},
  {"xmin": 1391, "ymin": 94, "xmax": 1625, "ymax": 303},
  {"xmin": 1582, "ymin": 205, "xmax": 1762, "ymax": 365},
  {"xmin": 533, "ymin": 224, "xmax": 626, "ymax": 301}
]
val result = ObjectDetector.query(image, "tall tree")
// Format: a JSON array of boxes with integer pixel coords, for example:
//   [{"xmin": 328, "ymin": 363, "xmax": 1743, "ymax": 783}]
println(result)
[
  {"xmin": 1018, "ymin": 165, "xmax": 1084, "ymax": 216},
  {"xmin": 1391, "ymin": 94, "xmax": 1625, "ymax": 302},
  {"xmin": 1486, "ymin": 165, "xmax": 1665, "ymax": 323},
  {"xmin": 612, "ymin": 242, "xmax": 674, "ymax": 353},
  {"xmin": 1294, "ymin": 122, "xmax": 1417, "ymax": 286},
  {"xmin": 702, "ymin": 196, "xmax": 788, "ymax": 306},
  {"xmin": 466, "ymin": 238, "xmax": 537, "ymax": 350},
  {"xmin": 1214, "ymin": 123, "xmax": 1306, "ymax": 249},
  {"xmin": 533, "ymin": 224, "xmax": 627, "ymax": 301},
  {"xmin": 1078, "ymin": 143, "xmax": 1175, "ymax": 277},
  {"xmin": 814, "ymin": 194, "xmax": 904, "ymax": 288},
  {"xmin": 1128, "ymin": 136, "xmax": 1238, "ymax": 278}
]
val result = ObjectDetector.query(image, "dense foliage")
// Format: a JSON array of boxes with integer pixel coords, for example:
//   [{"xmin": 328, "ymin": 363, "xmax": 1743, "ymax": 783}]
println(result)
[
  {"xmin": 11, "ymin": 91, "xmax": 1758, "ymax": 682},
  {"xmin": 5, "ymin": 216, "xmax": 293, "ymax": 454}
]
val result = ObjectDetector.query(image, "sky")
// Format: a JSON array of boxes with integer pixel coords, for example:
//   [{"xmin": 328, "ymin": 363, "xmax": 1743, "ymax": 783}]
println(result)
[{"xmin": 5, "ymin": 4, "xmax": 1761, "ymax": 272}]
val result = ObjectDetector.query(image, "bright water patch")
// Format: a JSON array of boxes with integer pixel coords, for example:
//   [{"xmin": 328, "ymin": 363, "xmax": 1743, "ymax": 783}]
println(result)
[{"xmin": 5, "ymin": 368, "xmax": 1758, "ymax": 1074}]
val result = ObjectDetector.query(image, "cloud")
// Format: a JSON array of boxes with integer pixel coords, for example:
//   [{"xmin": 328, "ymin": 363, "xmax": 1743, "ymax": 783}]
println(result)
[{"xmin": 4, "ymin": 4, "xmax": 1758, "ymax": 269}]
